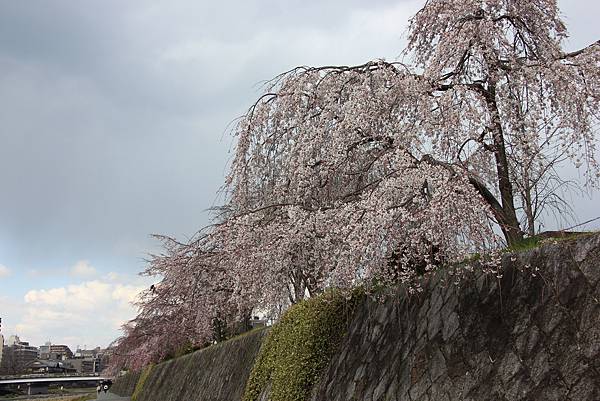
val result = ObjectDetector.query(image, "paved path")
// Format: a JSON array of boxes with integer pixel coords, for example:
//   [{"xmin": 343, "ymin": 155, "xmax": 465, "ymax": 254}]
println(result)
[{"xmin": 96, "ymin": 392, "xmax": 130, "ymax": 401}]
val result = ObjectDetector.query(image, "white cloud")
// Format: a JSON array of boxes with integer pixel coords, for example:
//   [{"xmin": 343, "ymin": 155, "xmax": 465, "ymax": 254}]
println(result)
[
  {"xmin": 111, "ymin": 284, "xmax": 143, "ymax": 304},
  {"xmin": 0, "ymin": 264, "xmax": 11, "ymax": 277},
  {"xmin": 106, "ymin": 271, "xmax": 120, "ymax": 281},
  {"xmin": 24, "ymin": 287, "xmax": 68, "ymax": 305},
  {"xmin": 69, "ymin": 260, "xmax": 97, "ymax": 277},
  {"xmin": 0, "ymin": 295, "xmax": 25, "ymax": 340},
  {"xmin": 8, "ymin": 276, "xmax": 150, "ymax": 351}
]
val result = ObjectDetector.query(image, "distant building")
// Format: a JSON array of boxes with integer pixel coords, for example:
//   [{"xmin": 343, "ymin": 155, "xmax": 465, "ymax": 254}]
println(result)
[
  {"xmin": 74, "ymin": 346, "xmax": 102, "ymax": 359},
  {"xmin": 6, "ymin": 335, "xmax": 20, "ymax": 347},
  {"xmin": 64, "ymin": 347, "xmax": 106, "ymax": 374},
  {"xmin": 0, "ymin": 333, "xmax": 4, "ymax": 366},
  {"xmin": 40, "ymin": 344, "xmax": 73, "ymax": 360},
  {"xmin": 26, "ymin": 359, "xmax": 76, "ymax": 374},
  {"xmin": 51, "ymin": 344, "xmax": 73, "ymax": 359},
  {"xmin": 38, "ymin": 341, "xmax": 51, "ymax": 357},
  {"xmin": 0, "ymin": 339, "xmax": 38, "ymax": 375},
  {"xmin": 64, "ymin": 357, "xmax": 102, "ymax": 374},
  {"xmin": 0, "ymin": 318, "xmax": 5, "ymax": 366}
]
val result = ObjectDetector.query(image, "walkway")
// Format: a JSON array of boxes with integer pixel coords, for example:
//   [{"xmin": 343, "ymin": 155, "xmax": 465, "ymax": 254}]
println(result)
[{"xmin": 96, "ymin": 392, "xmax": 130, "ymax": 401}]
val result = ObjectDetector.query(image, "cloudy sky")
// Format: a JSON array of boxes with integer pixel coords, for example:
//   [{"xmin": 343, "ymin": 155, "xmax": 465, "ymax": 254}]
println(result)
[{"xmin": 0, "ymin": 0, "xmax": 598, "ymax": 351}]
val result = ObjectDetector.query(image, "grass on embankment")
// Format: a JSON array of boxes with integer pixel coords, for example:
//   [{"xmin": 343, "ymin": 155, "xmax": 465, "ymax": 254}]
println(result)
[
  {"xmin": 243, "ymin": 288, "xmax": 363, "ymax": 401},
  {"xmin": 131, "ymin": 364, "xmax": 154, "ymax": 401},
  {"xmin": 507, "ymin": 231, "xmax": 596, "ymax": 253}
]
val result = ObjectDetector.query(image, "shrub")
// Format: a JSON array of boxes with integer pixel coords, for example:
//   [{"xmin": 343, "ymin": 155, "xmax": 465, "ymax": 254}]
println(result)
[{"xmin": 243, "ymin": 288, "xmax": 362, "ymax": 401}]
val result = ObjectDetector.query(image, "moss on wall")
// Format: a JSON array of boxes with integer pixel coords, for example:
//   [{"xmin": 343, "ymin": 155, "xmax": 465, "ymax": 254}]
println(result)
[
  {"xmin": 243, "ymin": 289, "xmax": 363, "ymax": 401},
  {"xmin": 131, "ymin": 363, "xmax": 153, "ymax": 401}
]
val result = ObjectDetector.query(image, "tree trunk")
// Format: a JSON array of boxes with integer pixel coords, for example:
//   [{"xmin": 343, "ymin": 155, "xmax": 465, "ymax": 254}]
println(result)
[
  {"xmin": 523, "ymin": 183, "xmax": 536, "ymax": 237},
  {"xmin": 485, "ymin": 81, "xmax": 524, "ymax": 245},
  {"xmin": 212, "ymin": 315, "xmax": 228, "ymax": 342}
]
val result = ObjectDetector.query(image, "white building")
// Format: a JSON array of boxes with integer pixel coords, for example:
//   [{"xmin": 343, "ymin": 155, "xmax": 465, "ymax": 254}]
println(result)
[
  {"xmin": 7, "ymin": 335, "xmax": 20, "ymax": 347},
  {"xmin": 0, "ymin": 333, "xmax": 4, "ymax": 366}
]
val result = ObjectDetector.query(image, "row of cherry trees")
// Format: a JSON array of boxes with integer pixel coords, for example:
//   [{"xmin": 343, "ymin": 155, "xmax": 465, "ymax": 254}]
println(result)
[{"xmin": 110, "ymin": 0, "xmax": 599, "ymax": 371}]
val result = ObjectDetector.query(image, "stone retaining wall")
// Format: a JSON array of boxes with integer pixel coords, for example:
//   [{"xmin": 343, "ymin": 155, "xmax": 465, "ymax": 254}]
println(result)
[
  {"xmin": 136, "ymin": 328, "xmax": 265, "ymax": 401},
  {"xmin": 111, "ymin": 369, "xmax": 141, "ymax": 397},
  {"xmin": 113, "ymin": 234, "xmax": 600, "ymax": 401},
  {"xmin": 312, "ymin": 234, "xmax": 600, "ymax": 401}
]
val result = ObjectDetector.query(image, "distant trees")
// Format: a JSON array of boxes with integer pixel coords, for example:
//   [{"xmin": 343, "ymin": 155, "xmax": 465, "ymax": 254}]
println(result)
[{"xmin": 111, "ymin": 0, "xmax": 599, "ymax": 370}]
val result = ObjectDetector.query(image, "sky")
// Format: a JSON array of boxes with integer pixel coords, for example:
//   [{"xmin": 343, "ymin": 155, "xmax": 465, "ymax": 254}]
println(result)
[{"xmin": 0, "ymin": 0, "xmax": 599, "ymax": 352}]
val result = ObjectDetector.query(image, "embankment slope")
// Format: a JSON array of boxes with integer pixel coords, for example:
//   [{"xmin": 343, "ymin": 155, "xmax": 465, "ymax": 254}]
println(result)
[{"xmin": 114, "ymin": 234, "xmax": 600, "ymax": 401}]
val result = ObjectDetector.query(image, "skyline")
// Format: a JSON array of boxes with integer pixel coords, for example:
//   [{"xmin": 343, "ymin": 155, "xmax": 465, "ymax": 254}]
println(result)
[
  {"xmin": 0, "ymin": 330, "xmax": 103, "ymax": 352},
  {"xmin": 1, "ymin": 0, "xmax": 599, "ymax": 351}
]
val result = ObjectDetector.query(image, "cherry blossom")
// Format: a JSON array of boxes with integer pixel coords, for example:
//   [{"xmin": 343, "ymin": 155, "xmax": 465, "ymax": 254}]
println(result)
[{"xmin": 110, "ymin": 0, "xmax": 599, "ymax": 370}]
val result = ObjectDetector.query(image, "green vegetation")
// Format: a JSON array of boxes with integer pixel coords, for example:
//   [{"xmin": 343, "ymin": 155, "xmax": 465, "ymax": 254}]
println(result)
[
  {"xmin": 243, "ymin": 289, "xmax": 363, "ymax": 401},
  {"xmin": 507, "ymin": 231, "xmax": 595, "ymax": 253},
  {"xmin": 507, "ymin": 236, "xmax": 544, "ymax": 252},
  {"xmin": 132, "ymin": 363, "xmax": 154, "ymax": 401}
]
